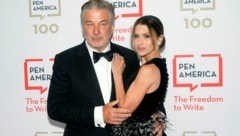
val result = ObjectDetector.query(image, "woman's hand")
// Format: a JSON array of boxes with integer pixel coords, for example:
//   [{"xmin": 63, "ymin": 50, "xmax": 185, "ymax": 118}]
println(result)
[{"xmin": 111, "ymin": 53, "xmax": 125, "ymax": 75}]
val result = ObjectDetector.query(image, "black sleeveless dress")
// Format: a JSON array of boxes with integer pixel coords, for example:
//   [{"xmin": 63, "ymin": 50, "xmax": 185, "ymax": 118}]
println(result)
[{"xmin": 110, "ymin": 58, "xmax": 169, "ymax": 136}]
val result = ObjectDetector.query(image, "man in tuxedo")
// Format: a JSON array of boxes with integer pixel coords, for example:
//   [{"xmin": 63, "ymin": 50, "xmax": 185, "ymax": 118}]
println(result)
[{"xmin": 47, "ymin": 0, "xmax": 140, "ymax": 135}]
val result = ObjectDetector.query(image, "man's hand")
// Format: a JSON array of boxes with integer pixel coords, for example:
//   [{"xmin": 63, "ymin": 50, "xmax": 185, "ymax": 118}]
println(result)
[
  {"xmin": 152, "ymin": 122, "xmax": 164, "ymax": 136},
  {"xmin": 151, "ymin": 112, "xmax": 165, "ymax": 136},
  {"xmin": 103, "ymin": 100, "xmax": 131, "ymax": 125}
]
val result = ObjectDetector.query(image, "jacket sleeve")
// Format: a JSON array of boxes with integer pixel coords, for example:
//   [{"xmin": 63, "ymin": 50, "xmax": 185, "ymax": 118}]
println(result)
[{"xmin": 47, "ymin": 54, "xmax": 95, "ymax": 127}]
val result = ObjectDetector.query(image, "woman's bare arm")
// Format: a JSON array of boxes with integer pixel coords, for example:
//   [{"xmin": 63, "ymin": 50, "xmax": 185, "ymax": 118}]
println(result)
[{"xmin": 112, "ymin": 53, "xmax": 160, "ymax": 113}]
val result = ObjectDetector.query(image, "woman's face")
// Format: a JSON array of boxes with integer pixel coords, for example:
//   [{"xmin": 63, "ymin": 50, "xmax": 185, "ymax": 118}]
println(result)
[{"xmin": 132, "ymin": 24, "xmax": 155, "ymax": 57}]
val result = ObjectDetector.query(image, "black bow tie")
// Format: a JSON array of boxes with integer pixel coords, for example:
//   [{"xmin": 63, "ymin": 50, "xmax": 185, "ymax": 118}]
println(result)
[{"xmin": 93, "ymin": 50, "xmax": 113, "ymax": 63}]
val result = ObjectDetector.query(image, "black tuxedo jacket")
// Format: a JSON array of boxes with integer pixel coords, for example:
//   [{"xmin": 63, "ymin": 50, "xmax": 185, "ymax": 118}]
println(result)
[{"xmin": 47, "ymin": 41, "xmax": 139, "ymax": 136}]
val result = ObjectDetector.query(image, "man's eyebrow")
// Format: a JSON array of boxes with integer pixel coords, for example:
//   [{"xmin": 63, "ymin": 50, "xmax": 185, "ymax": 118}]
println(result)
[{"xmin": 84, "ymin": 19, "xmax": 108, "ymax": 23}]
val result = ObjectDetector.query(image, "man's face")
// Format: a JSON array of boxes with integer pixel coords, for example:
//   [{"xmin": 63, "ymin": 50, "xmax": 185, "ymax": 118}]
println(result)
[{"xmin": 82, "ymin": 9, "xmax": 114, "ymax": 51}]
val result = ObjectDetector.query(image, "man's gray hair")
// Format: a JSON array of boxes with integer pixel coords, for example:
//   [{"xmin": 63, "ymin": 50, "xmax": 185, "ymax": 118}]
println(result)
[{"xmin": 81, "ymin": 0, "xmax": 115, "ymax": 25}]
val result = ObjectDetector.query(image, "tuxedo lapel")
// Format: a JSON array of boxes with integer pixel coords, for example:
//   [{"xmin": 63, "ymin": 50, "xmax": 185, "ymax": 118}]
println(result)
[{"xmin": 75, "ymin": 42, "xmax": 105, "ymax": 105}]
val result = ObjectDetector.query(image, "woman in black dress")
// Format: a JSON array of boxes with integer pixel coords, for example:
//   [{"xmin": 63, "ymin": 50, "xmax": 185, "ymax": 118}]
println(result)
[{"xmin": 111, "ymin": 15, "xmax": 169, "ymax": 136}]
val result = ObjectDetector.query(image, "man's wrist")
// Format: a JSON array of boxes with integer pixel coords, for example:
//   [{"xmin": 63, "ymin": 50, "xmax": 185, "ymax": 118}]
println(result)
[{"xmin": 94, "ymin": 106, "xmax": 106, "ymax": 127}]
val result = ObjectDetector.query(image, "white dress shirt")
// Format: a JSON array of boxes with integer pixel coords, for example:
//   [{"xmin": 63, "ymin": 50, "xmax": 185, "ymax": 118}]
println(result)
[{"xmin": 86, "ymin": 42, "xmax": 112, "ymax": 127}]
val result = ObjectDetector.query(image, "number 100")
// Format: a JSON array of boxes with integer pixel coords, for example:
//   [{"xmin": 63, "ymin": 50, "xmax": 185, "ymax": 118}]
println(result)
[
  {"xmin": 184, "ymin": 18, "xmax": 212, "ymax": 29},
  {"xmin": 33, "ymin": 24, "xmax": 59, "ymax": 34}
]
